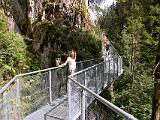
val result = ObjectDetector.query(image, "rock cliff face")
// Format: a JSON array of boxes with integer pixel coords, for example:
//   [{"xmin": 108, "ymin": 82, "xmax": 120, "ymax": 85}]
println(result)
[
  {"xmin": 1, "ymin": 0, "xmax": 91, "ymax": 34},
  {"xmin": 0, "ymin": 0, "xmax": 43, "ymax": 34},
  {"xmin": 1, "ymin": 0, "xmax": 93, "ymax": 69},
  {"xmin": 31, "ymin": 0, "xmax": 93, "ymax": 69}
]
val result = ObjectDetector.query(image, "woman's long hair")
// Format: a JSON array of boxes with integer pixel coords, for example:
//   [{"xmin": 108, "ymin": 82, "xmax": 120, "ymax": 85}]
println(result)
[{"xmin": 68, "ymin": 50, "xmax": 76, "ymax": 59}]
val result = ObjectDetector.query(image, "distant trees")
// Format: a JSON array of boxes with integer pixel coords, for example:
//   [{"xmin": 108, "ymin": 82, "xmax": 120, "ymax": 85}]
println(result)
[
  {"xmin": 97, "ymin": 0, "xmax": 160, "ymax": 119},
  {"xmin": 152, "ymin": 39, "xmax": 160, "ymax": 120}
]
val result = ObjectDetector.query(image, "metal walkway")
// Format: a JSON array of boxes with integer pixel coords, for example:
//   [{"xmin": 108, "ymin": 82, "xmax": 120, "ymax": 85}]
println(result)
[{"xmin": 0, "ymin": 45, "xmax": 137, "ymax": 120}]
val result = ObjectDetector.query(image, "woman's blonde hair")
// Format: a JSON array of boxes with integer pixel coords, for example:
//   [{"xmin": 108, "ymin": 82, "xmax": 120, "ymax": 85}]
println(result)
[{"xmin": 68, "ymin": 50, "xmax": 76, "ymax": 59}]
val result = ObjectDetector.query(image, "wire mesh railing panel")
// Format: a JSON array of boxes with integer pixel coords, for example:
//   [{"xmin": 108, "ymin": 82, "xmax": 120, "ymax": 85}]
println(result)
[
  {"xmin": 76, "ymin": 72, "xmax": 85, "ymax": 86},
  {"xmin": 0, "ymin": 77, "xmax": 20, "ymax": 120},
  {"xmin": 96, "ymin": 63, "xmax": 106, "ymax": 93},
  {"xmin": 85, "ymin": 67, "xmax": 97, "ymax": 93},
  {"xmin": 68, "ymin": 77, "xmax": 137, "ymax": 120},
  {"xmin": 19, "ymin": 66, "xmax": 68, "ymax": 118},
  {"xmin": 109, "ymin": 44, "xmax": 119, "ymax": 59},
  {"xmin": 104, "ymin": 57, "xmax": 122, "ymax": 85},
  {"xmin": 0, "ymin": 65, "xmax": 69, "ymax": 120},
  {"xmin": 85, "ymin": 93, "xmax": 125, "ymax": 120},
  {"xmin": 85, "ymin": 64, "xmax": 104, "ymax": 94},
  {"xmin": 76, "ymin": 58, "xmax": 103, "ymax": 72},
  {"xmin": 0, "ymin": 43, "xmax": 125, "ymax": 120},
  {"xmin": 19, "ymin": 71, "xmax": 50, "ymax": 117},
  {"xmin": 0, "ymin": 96, "xmax": 2, "ymax": 119},
  {"xmin": 6, "ymin": 82, "xmax": 20, "ymax": 120},
  {"xmin": 70, "ymin": 81, "xmax": 82, "ymax": 119},
  {"xmin": 50, "ymin": 66, "xmax": 68, "ymax": 101}
]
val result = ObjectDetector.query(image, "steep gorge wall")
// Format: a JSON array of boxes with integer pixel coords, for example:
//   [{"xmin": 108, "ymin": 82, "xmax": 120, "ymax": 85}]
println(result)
[
  {"xmin": 0, "ymin": 0, "xmax": 43, "ymax": 34},
  {"xmin": 0, "ymin": 0, "xmax": 94, "ymax": 69},
  {"xmin": 32, "ymin": 0, "xmax": 94, "ymax": 69}
]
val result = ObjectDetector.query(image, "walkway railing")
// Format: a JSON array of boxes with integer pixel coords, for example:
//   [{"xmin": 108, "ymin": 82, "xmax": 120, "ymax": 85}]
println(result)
[
  {"xmin": 68, "ymin": 75, "xmax": 137, "ymax": 120},
  {"xmin": 0, "ymin": 44, "xmax": 137, "ymax": 120},
  {"xmin": 0, "ymin": 66, "xmax": 68, "ymax": 120},
  {"xmin": 0, "ymin": 57, "xmax": 104, "ymax": 120},
  {"xmin": 67, "ymin": 57, "xmax": 137, "ymax": 120},
  {"xmin": 66, "ymin": 44, "xmax": 137, "ymax": 120}
]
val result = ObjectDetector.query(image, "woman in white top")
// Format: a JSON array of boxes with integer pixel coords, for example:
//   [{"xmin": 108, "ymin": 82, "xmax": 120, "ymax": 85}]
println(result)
[{"xmin": 59, "ymin": 50, "xmax": 76, "ymax": 75}]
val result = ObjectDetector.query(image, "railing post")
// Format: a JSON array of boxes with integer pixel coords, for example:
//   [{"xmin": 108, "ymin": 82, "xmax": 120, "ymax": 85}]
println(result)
[
  {"xmin": 16, "ymin": 77, "xmax": 20, "ymax": 120},
  {"xmin": 118, "ymin": 57, "xmax": 121, "ymax": 75},
  {"xmin": 108, "ymin": 59, "xmax": 111, "ymax": 83},
  {"xmin": 95, "ymin": 66, "xmax": 98, "ymax": 94},
  {"xmin": 113, "ymin": 58, "xmax": 115, "ymax": 80},
  {"xmin": 104, "ymin": 61, "xmax": 106, "ymax": 86},
  {"xmin": 81, "ymin": 62, "xmax": 83, "ymax": 71},
  {"xmin": 81, "ymin": 72, "xmax": 86, "ymax": 120},
  {"xmin": 121, "ymin": 57, "xmax": 123, "ymax": 73},
  {"xmin": 103, "ymin": 60, "xmax": 107, "ymax": 88},
  {"xmin": 90, "ymin": 61, "xmax": 92, "ymax": 67},
  {"xmin": 49, "ymin": 70, "xmax": 52, "ymax": 104},
  {"xmin": 117, "ymin": 57, "xmax": 119, "ymax": 75},
  {"xmin": 68, "ymin": 78, "xmax": 72, "ymax": 120},
  {"xmin": 3, "ymin": 92, "xmax": 8, "ymax": 120}
]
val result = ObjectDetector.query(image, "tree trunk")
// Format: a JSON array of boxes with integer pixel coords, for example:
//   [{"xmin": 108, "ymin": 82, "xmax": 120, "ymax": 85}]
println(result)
[
  {"xmin": 130, "ymin": 0, "xmax": 135, "ymax": 82},
  {"xmin": 151, "ymin": 39, "xmax": 160, "ymax": 120}
]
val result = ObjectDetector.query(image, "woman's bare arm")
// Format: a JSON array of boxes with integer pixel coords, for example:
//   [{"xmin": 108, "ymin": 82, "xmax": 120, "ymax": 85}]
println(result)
[{"xmin": 59, "ymin": 57, "xmax": 69, "ymax": 67}]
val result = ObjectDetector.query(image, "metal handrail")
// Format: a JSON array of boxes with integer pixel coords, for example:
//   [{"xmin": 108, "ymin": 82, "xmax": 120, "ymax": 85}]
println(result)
[
  {"xmin": 110, "ymin": 43, "xmax": 120, "ymax": 56},
  {"xmin": 71, "ymin": 59, "xmax": 110, "ymax": 76},
  {"xmin": 0, "ymin": 58, "xmax": 103, "ymax": 94},
  {"xmin": 0, "ymin": 43, "xmax": 127, "ymax": 120},
  {"xmin": 76, "ymin": 57, "xmax": 102, "ymax": 64},
  {"xmin": 0, "ymin": 67, "xmax": 59, "ymax": 95},
  {"xmin": 0, "ymin": 76, "xmax": 17, "ymax": 94},
  {"xmin": 0, "ymin": 43, "xmax": 117, "ymax": 95},
  {"xmin": 68, "ymin": 77, "xmax": 137, "ymax": 120},
  {"xmin": 66, "ymin": 44, "xmax": 137, "ymax": 120}
]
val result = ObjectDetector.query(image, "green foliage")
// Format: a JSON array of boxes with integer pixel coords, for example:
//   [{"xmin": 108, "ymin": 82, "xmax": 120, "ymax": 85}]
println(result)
[
  {"xmin": 58, "ymin": 27, "xmax": 102, "ymax": 61},
  {"xmin": 97, "ymin": 0, "xmax": 160, "ymax": 119},
  {"xmin": 56, "ymin": 27, "xmax": 102, "ymax": 61},
  {"xmin": 0, "ymin": 10, "xmax": 27, "ymax": 88},
  {"xmin": 0, "ymin": 10, "xmax": 8, "ymax": 31},
  {"xmin": 33, "ymin": 22, "xmax": 101, "ymax": 64},
  {"xmin": 119, "ymin": 28, "xmax": 131, "ymax": 66},
  {"xmin": 27, "ymin": 55, "xmax": 40, "ymax": 71},
  {"xmin": 114, "ymin": 69, "xmax": 153, "ymax": 119},
  {"xmin": 114, "ymin": 68, "xmax": 132, "ymax": 93},
  {"xmin": 20, "ymin": 74, "xmax": 48, "ymax": 117}
]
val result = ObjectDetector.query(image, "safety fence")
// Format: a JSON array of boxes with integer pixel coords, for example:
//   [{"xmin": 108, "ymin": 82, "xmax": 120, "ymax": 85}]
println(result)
[
  {"xmin": 0, "ymin": 44, "xmax": 137, "ymax": 120},
  {"xmin": 42, "ymin": 53, "xmax": 124, "ymax": 120},
  {"xmin": 0, "ymin": 66, "xmax": 68, "ymax": 120},
  {"xmin": 67, "ymin": 56, "xmax": 128, "ymax": 120},
  {"xmin": 68, "ymin": 75, "xmax": 137, "ymax": 120},
  {"xmin": 0, "ymin": 57, "xmax": 105, "ymax": 120}
]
